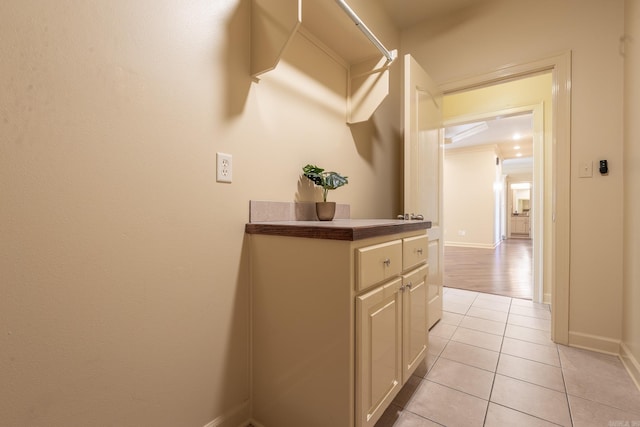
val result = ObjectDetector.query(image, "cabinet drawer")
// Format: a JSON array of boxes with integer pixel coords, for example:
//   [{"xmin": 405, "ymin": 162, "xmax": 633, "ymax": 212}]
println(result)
[
  {"xmin": 402, "ymin": 235, "xmax": 428, "ymax": 271},
  {"xmin": 356, "ymin": 240, "xmax": 402, "ymax": 291}
]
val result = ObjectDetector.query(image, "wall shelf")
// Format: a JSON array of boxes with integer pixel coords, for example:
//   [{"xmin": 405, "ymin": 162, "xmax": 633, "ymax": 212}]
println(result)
[{"xmin": 251, "ymin": 0, "xmax": 396, "ymax": 123}]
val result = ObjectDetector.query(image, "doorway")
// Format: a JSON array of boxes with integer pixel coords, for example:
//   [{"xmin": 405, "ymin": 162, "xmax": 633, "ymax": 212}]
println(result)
[
  {"xmin": 431, "ymin": 52, "xmax": 571, "ymax": 344},
  {"xmin": 440, "ymin": 72, "xmax": 550, "ymax": 304}
]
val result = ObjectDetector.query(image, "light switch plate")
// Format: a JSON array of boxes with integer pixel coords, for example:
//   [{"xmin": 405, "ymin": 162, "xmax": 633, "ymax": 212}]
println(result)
[{"xmin": 578, "ymin": 160, "xmax": 593, "ymax": 178}]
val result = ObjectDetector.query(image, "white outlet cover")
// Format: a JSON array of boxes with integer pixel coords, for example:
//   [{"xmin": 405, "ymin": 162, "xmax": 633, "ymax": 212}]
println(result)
[{"xmin": 216, "ymin": 152, "xmax": 232, "ymax": 183}]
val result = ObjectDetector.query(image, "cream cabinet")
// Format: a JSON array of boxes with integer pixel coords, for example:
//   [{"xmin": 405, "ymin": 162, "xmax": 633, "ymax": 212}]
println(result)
[
  {"xmin": 356, "ymin": 276, "xmax": 403, "ymax": 427},
  {"xmin": 248, "ymin": 227, "xmax": 429, "ymax": 427},
  {"xmin": 355, "ymin": 263, "xmax": 428, "ymax": 427},
  {"xmin": 511, "ymin": 216, "xmax": 530, "ymax": 236}
]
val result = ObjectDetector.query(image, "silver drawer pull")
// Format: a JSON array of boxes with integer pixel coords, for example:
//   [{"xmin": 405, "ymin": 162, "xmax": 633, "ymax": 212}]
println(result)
[
  {"xmin": 383, "ymin": 258, "xmax": 391, "ymax": 267},
  {"xmin": 406, "ymin": 282, "xmax": 412, "ymax": 289},
  {"xmin": 417, "ymin": 248, "xmax": 423, "ymax": 254}
]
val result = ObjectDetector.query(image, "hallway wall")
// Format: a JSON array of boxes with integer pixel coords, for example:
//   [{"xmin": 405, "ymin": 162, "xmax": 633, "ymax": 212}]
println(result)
[
  {"xmin": 0, "ymin": 1, "xmax": 400, "ymax": 425},
  {"xmin": 443, "ymin": 146, "xmax": 500, "ymax": 248}
]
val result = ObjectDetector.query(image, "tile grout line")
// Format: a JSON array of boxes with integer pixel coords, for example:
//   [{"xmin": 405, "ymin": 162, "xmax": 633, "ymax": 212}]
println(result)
[
  {"xmin": 441, "ymin": 312, "xmax": 560, "ymax": 368},
  {"xmin": 488, "ymin": 402, "xmax": 567, "ymax": 427},
  {"xmin": 438, "ymin": 289, "xmax": 567, "ymax": 425},
  {"xmin": 555, "ymin": 342, "xmax": 575, "ymax": 426},
  {"xmin": 482, "ymin": 296, "xmax": 511, "ymax": 426}
]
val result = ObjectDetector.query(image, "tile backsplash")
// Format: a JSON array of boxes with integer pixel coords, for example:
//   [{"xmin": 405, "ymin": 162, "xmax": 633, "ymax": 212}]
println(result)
[{"xmin": 249, "ymin": 200, "xmax": 350, "ymax": 222}]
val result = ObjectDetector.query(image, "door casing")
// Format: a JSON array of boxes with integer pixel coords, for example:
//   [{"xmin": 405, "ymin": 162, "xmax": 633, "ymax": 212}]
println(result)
[{"xmin": 438, "ymin": 51, "xmax": 572, "ymax": 345}]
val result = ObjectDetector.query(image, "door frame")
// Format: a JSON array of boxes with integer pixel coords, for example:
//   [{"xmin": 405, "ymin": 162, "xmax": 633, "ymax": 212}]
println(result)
[{"xmin": 438, "ymin": 51, "xmax": 571, "ymax": 345}]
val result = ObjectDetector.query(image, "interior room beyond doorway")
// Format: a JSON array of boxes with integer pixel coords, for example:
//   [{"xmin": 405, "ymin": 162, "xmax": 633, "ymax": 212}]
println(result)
[
  {"xmin": 441, "ymin": 71, "xmax": 552, "ymax": 301},
  {"xmin": 443, "ymin": 111, "xmax": 536, "ymax": 300}
]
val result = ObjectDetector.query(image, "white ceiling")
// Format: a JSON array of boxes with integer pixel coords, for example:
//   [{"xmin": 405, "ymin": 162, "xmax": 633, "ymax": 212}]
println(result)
[
  {"xmin": 444, "ymin": 113, "xmax": 534, "ymax": 160},
  {"xmin": 378, "ymin": 0, "xmax": 481, "ymax": 29}
]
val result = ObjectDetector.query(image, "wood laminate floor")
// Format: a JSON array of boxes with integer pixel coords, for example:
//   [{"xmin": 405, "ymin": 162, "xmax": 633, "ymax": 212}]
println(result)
[{"xmin": 443, "ymin": 239, "xmax": 532, "ymax": 299}]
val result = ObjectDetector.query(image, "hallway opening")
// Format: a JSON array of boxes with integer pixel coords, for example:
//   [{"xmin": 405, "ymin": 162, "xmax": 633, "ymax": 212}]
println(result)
[{"xmin": 441, "ymin": 72, "xmax": 550, "ymax": 302}]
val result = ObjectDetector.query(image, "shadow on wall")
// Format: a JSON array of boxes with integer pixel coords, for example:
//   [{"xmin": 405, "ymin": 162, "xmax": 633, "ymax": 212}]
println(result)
[
  {"xmin": 225, "ymin": 0, "xmax": 252, "ymax": 118},
  {"xmin": 296, "ymin": 175, "xmax": 322, "ymax": 204},
  {"xmin": 211, "ymin": 233, "xmax": 252, "ymax": 423},
  {"xmin": 349, "ymin": 119, "xmax": 378, "ymax": 165}
]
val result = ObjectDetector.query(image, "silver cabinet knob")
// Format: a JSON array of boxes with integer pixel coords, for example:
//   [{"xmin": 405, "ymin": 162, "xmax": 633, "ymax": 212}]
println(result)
[{"xmin": 383, "ymin": 259, "xmax": 391, "ymax": 267}]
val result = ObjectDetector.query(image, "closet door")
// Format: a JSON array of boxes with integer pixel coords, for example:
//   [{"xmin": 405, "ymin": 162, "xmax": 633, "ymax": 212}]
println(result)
[{"xmin": 404, "ymin": 54, "xmax": 444, "ymax": 328}]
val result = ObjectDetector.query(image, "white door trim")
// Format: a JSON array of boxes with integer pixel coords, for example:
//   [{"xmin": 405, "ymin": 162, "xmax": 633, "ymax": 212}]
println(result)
[{"xmin": 438, "ymin": 51, "xmax": 572, "ymax": 345}]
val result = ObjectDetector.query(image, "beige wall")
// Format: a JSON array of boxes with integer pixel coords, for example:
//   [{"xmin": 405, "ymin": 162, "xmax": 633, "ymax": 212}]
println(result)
[
  {"xmin": 444, "ymin": 147, "xmax": 500, "ymax": 248},
  {"xmin": 403, "ymin": 0, "xmax": 625, "ymax": 351},
  {"xmin": 622, "ymin": 0, "xmax": 640, "ymax": 384},
  {"xmin": 0, "ymin": 0, "xmax": 400, "ymax": 425}
]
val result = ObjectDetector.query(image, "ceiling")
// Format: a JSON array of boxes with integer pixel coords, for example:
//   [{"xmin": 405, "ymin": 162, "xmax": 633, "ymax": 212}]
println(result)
[
  {"xmin": 374, "ymin": 0, "xmax": 535, "ymax": 167},
  {"xmin": 378, "ymin": 0, "xmax": 482, "ymax": 29},
  {"xmin": 444, "ymin": 113, "xmax": 534, "ymax": 161}
]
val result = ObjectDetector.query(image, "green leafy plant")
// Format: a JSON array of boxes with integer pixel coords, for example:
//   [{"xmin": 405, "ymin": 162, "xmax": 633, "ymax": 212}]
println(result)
[{"xmin": 302, "ymin": 164, "xmax": 349, "ymax": 202}]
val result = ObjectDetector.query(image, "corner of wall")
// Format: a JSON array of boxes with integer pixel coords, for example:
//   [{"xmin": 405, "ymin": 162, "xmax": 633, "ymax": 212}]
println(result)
[
  {"xmin": 202, "ymin": 401, "xmax": 251, "ymax": 427},
  {"xmin": 621, "ymin": 343, "xmax": 640, "ymax": 391}
]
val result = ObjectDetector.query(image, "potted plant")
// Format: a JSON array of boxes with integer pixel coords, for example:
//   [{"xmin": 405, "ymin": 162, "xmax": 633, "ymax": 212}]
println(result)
[{"xmin": 302, "ymin": 164, "xmax": 349, "ymax": 221}]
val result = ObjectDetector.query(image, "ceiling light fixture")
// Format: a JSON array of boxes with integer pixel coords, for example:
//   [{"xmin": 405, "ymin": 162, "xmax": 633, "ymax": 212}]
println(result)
[
  {"xmin": 516, "ymin": 153, "xmax": 523, "ymax": 157},
  {"xmin": 514, "ymin": 145, "xmax": 521, "ymax": 150},
  {"xmin": 513, "ymin": 133, "xmax": 522, "ymax": 140}
]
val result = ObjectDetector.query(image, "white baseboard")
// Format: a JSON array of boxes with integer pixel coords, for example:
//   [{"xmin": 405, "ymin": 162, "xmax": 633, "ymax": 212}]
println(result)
[
  {"xmin": 568, "ymin": 331, "xmax": 620, "ymax": 355},
  {"xmin": 445, "ymin": 241, "xmax": 499, "ymax": 249},
  {"xmin": 620, "ymin": 342, "xmax": 640, "ymax": 391},
  {"xmin": 203, "ymin": 401, "xmax": 251, "ymax": 427},
  {"xmin": 566, "ymin": 334, "xmax": 640, "ymax": 393}
]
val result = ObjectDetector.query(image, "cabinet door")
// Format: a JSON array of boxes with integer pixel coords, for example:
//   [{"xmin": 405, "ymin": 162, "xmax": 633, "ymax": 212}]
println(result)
[
  {"xmin": 402, "ymin": 264, "xmax": 428, "ymax": 382},
  {"xmin": 356, "ymin": 277, "xmax": 403, "ymax": 427}
]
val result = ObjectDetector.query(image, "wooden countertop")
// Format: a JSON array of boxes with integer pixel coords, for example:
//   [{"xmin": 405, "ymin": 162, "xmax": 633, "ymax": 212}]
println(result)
[{"xmin": 245, "ymin": 219, "xmax": 432, "ymax": 241}]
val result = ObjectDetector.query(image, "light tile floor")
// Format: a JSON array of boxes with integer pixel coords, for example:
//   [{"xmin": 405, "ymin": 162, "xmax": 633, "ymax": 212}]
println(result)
[{"xmin": 375, "ymin": 287, "xmax": 640, "ymax": 427}]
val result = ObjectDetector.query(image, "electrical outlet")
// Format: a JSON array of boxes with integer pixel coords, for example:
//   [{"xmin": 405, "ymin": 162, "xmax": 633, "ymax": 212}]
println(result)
[{"xmin": 216, "ymin": 152, "xmax": 232, "ymax": 183}]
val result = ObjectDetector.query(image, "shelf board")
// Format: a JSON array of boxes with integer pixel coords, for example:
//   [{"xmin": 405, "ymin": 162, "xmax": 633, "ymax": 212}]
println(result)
[{"xmin": 251, "ymin": 0, "xmax": 394, "ymax": 123}]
